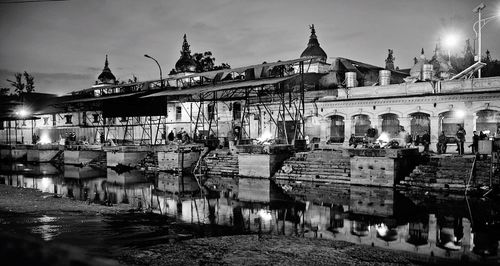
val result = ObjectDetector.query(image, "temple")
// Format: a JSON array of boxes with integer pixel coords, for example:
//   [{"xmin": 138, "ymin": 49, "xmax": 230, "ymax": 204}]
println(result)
[{"xmin": 1, "ymin": 25, "xmax": 500, "ymax": 155}]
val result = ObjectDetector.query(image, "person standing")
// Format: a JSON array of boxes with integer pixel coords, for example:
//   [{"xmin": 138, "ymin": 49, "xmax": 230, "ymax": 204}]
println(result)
[
  {"xmin": 456, "ymin": 124, "xmax": 466, "ymax": 155},
  {"xmin": 421, "ymin": 131, "xmax": 430, "ymax": 152},
  {"xmin": 470, "ymin": 131, "xmax": 479, "ymax": 154}
]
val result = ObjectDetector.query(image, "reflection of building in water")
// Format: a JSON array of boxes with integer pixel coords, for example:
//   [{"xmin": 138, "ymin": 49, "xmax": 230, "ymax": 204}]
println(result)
[
  {"xmin": 107, "ymin": 168, "xmax": 148, "ymax": 184},
  {"xmin": 1, "ymin": 173, "xmax": 63, "ymax": 194},
  {"xmin": 61, "ymin": 177, "xmax": 106, "ymax": 202},
  {"xmin": 106, "ymin": 182, "xmax": 152, "ymax": 208},
  {"xmin": 64, "ymin": 165, "xmax": 106, "ymax": 179},
  {"xmin": 156, "ymin": 172, "xmax": 199, "ymax": 194}
]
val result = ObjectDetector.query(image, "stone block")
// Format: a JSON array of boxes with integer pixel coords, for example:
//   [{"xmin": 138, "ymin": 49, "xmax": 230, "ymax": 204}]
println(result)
[{"xmin": 350, "ymin": 156, "xmax": 398, "ymax": 187}]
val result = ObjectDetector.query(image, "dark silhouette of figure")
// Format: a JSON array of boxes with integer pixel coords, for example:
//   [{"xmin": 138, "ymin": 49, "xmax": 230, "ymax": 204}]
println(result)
[{"xmin": 456, "ymin": 124, "xmax": 466, "ymax": 155}]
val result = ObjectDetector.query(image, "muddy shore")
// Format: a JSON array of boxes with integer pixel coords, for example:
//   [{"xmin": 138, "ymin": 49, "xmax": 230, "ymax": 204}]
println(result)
[{"xmin": 0, "ymin": 184, "xmax": 426, "ymax": 265}]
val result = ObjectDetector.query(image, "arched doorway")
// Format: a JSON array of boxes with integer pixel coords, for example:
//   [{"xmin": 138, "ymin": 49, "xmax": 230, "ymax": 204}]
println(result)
[
  {"xmin": 329, "ymin": 115, "xmax": 345, "ymax": 143},
  {"xmin": 439, "ymin": 111, "xmax": 464, "ymax": 136},
  {"xmin": 410, "ymin": 112, "xmax": 430, "ymax": 137},
  {"xmin": 381, "ymin": 113, "xmax": 400, "ymax": 137},
  {"xmin": 476, "ymin": 110, "xmax": 500, "ymax": 135},
  {"xmin": 352, "ymin": 114, "xmax": 371, "ymax": 137}
]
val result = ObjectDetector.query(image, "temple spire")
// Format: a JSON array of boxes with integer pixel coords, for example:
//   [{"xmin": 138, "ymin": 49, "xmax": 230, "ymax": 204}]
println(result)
[
  {"xmin": 181, "ymin": 34, "xmax": 191, "ymax": 57},
  {"xmin": 385, "ymin": 49, "xmax": 395, "ymax": 70},
  {"xmin": 104, "ymin": 54, "xmax": 109, "ymax": 69},
  {"xmin": 300, "ymin": 24, "xmax": 327, "ymax": 62}
]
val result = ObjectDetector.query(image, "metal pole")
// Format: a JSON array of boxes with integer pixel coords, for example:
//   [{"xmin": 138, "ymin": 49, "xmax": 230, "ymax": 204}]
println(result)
[
  {"xmin": 478, "ymin": 9, "xmax": 482, "ymax": 78},
  {"xmin": 144, "ymin": 54, "xmax": 164, "ymax": 89}
]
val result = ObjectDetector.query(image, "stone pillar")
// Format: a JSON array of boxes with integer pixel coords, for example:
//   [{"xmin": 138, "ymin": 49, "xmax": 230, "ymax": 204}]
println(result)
[
  {"xmin": 400, "ymin": 116, "xmax": 411, "ymax": 132},
  {"xmin": 430, "ymin": 116, "xmax": 440, "ymax": 153},
  {"xmin": 375, "ymin": 115, "xmax": 382, "ymax": 133},
  {"xmin": 464, "ymin": 113, "xmax": 475, "ymax": 154},
  {"xmin": 319, "ymin": 118, "xmax": 330, "ymax": 143},
  {"xmin": 344, "ymin": 119, "xmax": 352, "ymax": 147}
]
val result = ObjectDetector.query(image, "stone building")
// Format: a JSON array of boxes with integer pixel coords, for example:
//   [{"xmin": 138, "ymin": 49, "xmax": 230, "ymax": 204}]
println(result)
[{"xmin": 1, "ymin": 26, "xmax": 499, "ymax": 154}]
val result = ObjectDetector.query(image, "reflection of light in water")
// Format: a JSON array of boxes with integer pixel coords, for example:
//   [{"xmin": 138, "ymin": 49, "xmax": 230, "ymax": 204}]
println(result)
[
  {"xmin": 38, "ymin": 215, "xmax": 57, "ymax": 223},
  {"xmin": 258, "ymin": 209, "xmax": 272, "ymax": 222},
  {"xmin": 31, "ymin": 215, "xmax": 60, "ymax": 241}
]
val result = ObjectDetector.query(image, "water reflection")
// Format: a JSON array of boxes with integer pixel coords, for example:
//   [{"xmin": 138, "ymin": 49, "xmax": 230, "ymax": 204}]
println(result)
[{"xmin": 0, "ymin": 161, "xmax": 499, "ymax": 264}]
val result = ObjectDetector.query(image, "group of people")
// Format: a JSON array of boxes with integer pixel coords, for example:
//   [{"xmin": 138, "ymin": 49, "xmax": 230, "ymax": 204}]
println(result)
[
  {"xmin": 166, "ymin": 128, "xmax": 191, "ymax": 144},
  {"xmin": 348, "ymin": 124, "xmax": 492, "ymax": 155}
]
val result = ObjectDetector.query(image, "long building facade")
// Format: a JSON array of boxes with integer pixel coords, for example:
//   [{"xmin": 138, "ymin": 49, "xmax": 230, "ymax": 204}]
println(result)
[{"xmin": 1, "ymin": 26, "xmax": 499, "ymax": 154}]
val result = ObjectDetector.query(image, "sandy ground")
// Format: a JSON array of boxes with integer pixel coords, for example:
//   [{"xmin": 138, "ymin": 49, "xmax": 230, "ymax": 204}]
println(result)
[{"xmin": 0, "ymin": 184, "xmax": 421, "ymax": 266}]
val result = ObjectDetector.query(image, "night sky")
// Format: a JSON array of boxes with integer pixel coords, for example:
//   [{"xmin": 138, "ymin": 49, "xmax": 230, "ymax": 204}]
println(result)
[{"xmin": 1, "ymin": 0, "xmax": 499, "ymax": 95}]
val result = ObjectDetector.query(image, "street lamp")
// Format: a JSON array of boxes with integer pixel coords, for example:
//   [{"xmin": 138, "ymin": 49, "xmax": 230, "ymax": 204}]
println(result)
[
  {"xmin": 473, "ymin": 2, "xmax": 500, "ymax": 78},
  {"xmin": 144, "ymin": 54, "xmax": 164, "ymax": 89},
  {"xmin": 15, "ymin": 106, "xmax": 30, "ymax": 144}
]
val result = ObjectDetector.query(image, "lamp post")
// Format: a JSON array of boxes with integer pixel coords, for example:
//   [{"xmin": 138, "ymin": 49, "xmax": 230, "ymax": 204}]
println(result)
[
  {"xmin": 144, "ymin": 54, "xmax": 164, "ymax": 89},
  {"xmin": 473, "ymin": 3, "xmax": 500, "ymax": 78}
]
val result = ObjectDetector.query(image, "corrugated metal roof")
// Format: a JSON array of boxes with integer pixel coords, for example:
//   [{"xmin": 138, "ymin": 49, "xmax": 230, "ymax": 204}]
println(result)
[
  {"xmin": 60, "ymin": 91, "xmax": 144, "ymax": 104},
  {"xmin": 141, "ymin": 75, "xmax": 297, "ymax": 98}
]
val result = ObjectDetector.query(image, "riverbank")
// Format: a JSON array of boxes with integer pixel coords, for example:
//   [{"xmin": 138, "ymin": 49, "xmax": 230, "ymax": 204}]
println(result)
[{"xmin": 0, "ymin": 184, "xmax": 428, "ymax": 265}]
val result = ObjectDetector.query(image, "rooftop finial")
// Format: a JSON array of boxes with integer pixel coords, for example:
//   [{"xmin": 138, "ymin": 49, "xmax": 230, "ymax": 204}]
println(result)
[
  {"xmin": 310, "ymin": 24, "xmax": 316, "ymax": 36},
  {"xmin": 105, "ymin": 54, "xmax": 109, "ymax": 68},
  {"xmin": 181, "ymin": 34, "xmax": 191, "ymax": 56}
]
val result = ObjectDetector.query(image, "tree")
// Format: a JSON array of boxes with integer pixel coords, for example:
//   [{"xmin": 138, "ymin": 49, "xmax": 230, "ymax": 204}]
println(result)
[
  {"xmin": 6, "ymin": 71, "xmax": 35, "ymax": 95},
  {"xmin": 192, "ymin": 51, "xmax": 230, "ymax": 72},
  {"xmin": 7, "ymin": 73, "xmax": 25, "ymax": 95},
  {"xmin": 24, "ymin": 71, "xmax": 35, "ymax": 93},
  {"xmin": 0, "ymin": 88, "xmax": 10, "ymax": 96}
]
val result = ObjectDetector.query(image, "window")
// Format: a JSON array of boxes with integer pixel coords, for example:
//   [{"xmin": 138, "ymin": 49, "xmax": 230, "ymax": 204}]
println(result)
[
  {"xmin": 93, "ymin": 114, "xmax": 99, "ymax": 123},
  {"xmin": 232, "ymin": 102, "xmax": 241, "ymax": 120},
  {"xmin": 52, "ymin": 114, "xmax": 56, "ymax": 126},
  {"xmin": 305, "ymin": 116, "xmax": 321, "ymax": 139},
  {"xmin": 22, "ymin": 120, "xmax": 26, "ymax": 126},
  {"xmin": 381, "ymin": 113, "xmax": 400, "ymax": 137},
  {"xmin": 440, "ymin": 111, "xmax": 464, "ymax": 137},
  {"xmin": 207, "ymin": 103, "xmax": 215, "ymax": 120},
  {"xmin": 476, "ymin": 110, "xmax": 500, "ymax": 135},
  {"xmin": 65, "ymin": 115, "xmax": 73, "ymax": 124},
  {"xmin": 410, "ymin": 113, "xmax": 430, "ymax": 137},
  {"xmin": 43, "ymin": 117, "xmax": 49, "ymax": 125},
  {"xmin": 329, "ymin": 115, "xmax": 345, "ymax": 143},
  {"xmin": 176, "ymin": 106, "xmax": 182, "ymax": 121},
  {"xmin": 353, "ymin": 114, "xmax": 371, "ymax": 137}
]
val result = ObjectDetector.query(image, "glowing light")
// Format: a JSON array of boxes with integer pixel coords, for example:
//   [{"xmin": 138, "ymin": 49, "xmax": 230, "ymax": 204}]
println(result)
[
  {"xmin": 443, "ymin": 33, "xmax": 460, "ymax": 49},
  {"xmin": 256, "ymin": 131, "xmax": 273, "ymax": 143},
  {"xmin": 40, "ymin": 177, "xmax": 52, "ymax": 192},
  {"xmin": 257, "ymin": 209, "xmax": 273, "ymax": 222},
  {"xmin": 376, "ymin": 132, "xmax": 390, "ymax": 147},
  {"xmin": 16, "ymin": 107, "xmax": 29, "ymax": 118},
  {"xmin": 455, "ymin": 110, "xmax": 466, "ymax": 119},
  {"xmin": 38, "ymin": 132, "xmax": 52, "ymax": 144},
  {"xmin": 376, "ymin": 223, "xmax": 389, "ymax": 237}
]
